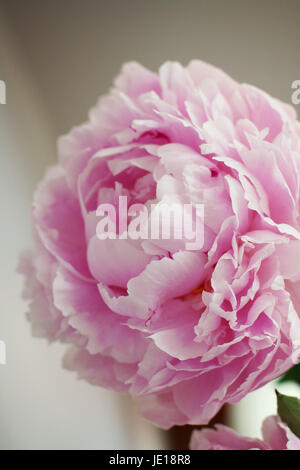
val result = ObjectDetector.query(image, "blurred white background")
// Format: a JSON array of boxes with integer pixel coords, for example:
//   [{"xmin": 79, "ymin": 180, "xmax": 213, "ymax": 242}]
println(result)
[
  {"xmin": 0, "ymin": 0, "xmax": 299, "ymax": 449},
  {"xmin": 0, "ymin": 4, "xmax": 164, "ymax": 450}
]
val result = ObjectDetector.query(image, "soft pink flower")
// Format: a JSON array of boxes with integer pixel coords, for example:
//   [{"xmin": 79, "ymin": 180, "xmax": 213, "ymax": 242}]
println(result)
[
  {"xmin": 190, "ymin": 415, "xmax": 300, "ymax": 450},
  {"xmin": 20, "ymin": 61, "xmax": 300, "ymax": 428}
]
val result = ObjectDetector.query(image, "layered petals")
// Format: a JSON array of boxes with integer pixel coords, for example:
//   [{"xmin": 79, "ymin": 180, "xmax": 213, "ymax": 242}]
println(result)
[
  {"xmin": 190, "ymin": 415, "xmax": 300, "ymax": 450},
  {"xmin": 20, "ymin": 60, "xmax": 300, "ymax": 429}
]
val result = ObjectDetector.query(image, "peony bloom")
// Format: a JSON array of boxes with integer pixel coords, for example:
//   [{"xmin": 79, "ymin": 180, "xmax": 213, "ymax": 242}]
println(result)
[
  {"xmin": 20, "ymin": 60, "xmax": 300, "ymax": 428},
  {"xmin": 190, "ymin": 415, "xmax": 300, "ymax": 450}
]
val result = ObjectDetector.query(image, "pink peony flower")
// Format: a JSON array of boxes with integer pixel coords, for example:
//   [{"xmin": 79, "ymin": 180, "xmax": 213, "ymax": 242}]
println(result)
[
  {"xmin": 20, "ymin": 60, "xmax": 300, "ymax": 428},
  {"xmin": 190, "ymin": 415, "xmax": 300, "ymax": 450}
]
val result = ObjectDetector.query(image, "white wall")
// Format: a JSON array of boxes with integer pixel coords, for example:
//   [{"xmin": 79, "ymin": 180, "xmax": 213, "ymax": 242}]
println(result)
[
  {"xmin": 230, "ymin": 381, "xmax": 300, "ymax": 439},
  {"xmin": 0, "ymin": 8, "xmax": 164, "ymax": 450}
]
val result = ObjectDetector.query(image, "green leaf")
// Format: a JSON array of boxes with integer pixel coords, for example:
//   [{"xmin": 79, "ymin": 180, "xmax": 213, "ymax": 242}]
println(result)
[
  {"xmin": 276, "ymin": 389, "xmax": 300, "ymax": 438},
  {"xmin": 278, "ymin": 363, "xmax": 300, "ymax": 385}
]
